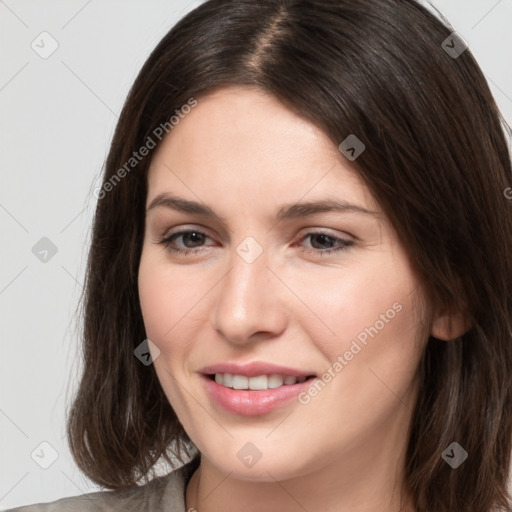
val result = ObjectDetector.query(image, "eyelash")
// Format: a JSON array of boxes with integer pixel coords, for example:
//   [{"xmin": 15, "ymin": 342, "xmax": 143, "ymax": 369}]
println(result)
[{"xmin": 157, "ymin": 229, "xmax": 354, "ymax": 257}]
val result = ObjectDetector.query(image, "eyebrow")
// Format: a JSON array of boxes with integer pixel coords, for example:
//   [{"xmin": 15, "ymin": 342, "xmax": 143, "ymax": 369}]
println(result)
[{"xmin": 146, "ymin": 193, "xmax": 380, "ymax": 221}]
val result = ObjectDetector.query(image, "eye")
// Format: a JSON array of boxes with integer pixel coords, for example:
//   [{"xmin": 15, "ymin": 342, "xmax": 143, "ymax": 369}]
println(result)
[
  {"xmin": 157, "ymin": 229, "xmax": 215, "ymax": 255},
  {"xmin": 298, "ymin": 231, "xmax": 354, "ymax": 255},
  {"xmin": 157, "ymin": 228, "xmax": 353, "ymax": 257}
]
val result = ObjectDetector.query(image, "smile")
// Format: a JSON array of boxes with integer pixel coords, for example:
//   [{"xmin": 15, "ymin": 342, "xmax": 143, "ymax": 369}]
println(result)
[
  {"xmin": 201, "ymin": 373, "xmax": 318, "ymax": 416},
  {"xmin": 210, "ymin": 373, "xmax": 311, "ymax": 390}
]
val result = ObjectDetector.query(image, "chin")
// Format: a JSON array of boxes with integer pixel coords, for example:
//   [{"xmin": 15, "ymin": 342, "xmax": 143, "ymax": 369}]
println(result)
[{"xmin": 201, "ymin": 443, "xmax": 314, "ymax": 482}]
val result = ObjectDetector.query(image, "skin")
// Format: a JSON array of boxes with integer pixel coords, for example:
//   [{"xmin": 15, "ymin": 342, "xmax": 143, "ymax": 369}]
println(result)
[{"xmin": 138, "ymin": 85, "xmax": 466, "ymax": 512}]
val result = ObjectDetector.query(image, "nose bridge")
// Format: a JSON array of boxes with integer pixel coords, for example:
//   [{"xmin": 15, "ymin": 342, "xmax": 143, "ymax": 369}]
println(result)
[{"xmin": 212, "ymin": 237, "xmax": 287, "ymax": 344}]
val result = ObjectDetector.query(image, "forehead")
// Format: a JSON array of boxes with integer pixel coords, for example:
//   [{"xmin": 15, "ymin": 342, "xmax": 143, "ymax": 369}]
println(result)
[{"xmin": 146, "ymin": 86, "xmax": 379, "ymax": 215}]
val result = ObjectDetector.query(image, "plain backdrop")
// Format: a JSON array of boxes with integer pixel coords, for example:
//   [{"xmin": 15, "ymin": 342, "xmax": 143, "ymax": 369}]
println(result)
[{"xmin": 1, "ymin": 0, "xmax": 512, "ymax": 509}]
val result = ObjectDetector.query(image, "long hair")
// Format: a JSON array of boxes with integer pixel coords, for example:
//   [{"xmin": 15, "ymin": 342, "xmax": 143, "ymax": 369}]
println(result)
[{"xmin": 67, "ymin": 1, "xmax": 512, "ymax": 510}]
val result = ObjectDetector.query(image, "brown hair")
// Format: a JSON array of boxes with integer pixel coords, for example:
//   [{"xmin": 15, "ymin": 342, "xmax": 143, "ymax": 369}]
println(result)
[{"xmin": 67, "ymin": 0, "xmax": 512, "ymax": 510}]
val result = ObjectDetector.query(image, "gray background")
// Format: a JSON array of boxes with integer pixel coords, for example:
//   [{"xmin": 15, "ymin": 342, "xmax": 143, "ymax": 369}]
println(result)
[{"xmin": 1, "ymin": 0, "xmax": 511, "ymax": 508}]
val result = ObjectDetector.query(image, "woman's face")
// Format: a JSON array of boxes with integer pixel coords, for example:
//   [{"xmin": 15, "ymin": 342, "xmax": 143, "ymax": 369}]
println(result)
[{"xmin": 138, "ymin": 85, "xmax": 429, "ymax": 482}]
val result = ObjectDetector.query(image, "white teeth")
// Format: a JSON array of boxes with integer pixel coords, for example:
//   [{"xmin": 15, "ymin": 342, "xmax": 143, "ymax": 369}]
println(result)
[
  {"xmin": 223, "ymin": 373, "xmax": 233, "ymax": 387},
  {"xmin": 232, "ymin": 375, "xmax": 249, "ymax": 389},
  {"xmin": 249, "ymin": 375, "xmax": 268, "ymax": 390},
  {"xmin": 213, "ymin": 373, "xmax": 308, "ymax": 390},
  {"xmin": 268, "ymin": 374, "xmax": 284, "ymax": 388}
]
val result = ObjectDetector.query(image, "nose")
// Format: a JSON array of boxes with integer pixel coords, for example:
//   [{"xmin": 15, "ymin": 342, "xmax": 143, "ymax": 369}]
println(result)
[{"xmin": 211, "ymin": 244, "xmax": 289, "ymax": 346}]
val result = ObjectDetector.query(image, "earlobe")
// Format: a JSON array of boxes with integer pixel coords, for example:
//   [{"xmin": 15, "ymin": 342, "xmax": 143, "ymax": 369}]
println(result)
[{"xmin": 430, "ymin": 304, "xmax": 472, "ymax": 341}]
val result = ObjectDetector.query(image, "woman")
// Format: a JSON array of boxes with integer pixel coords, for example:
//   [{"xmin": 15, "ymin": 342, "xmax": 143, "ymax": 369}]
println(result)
[{"xmin": 8, "ymin": 0, "xmax": 512, "ymax": 511}]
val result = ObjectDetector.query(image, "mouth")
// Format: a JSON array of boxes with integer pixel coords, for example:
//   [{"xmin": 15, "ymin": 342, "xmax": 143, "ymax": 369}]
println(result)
[
  {"xmin": 200, "ymin": 368, "xmax": 318, "ymax": 416},
  {"xmin": 206, "ymin": 373, "xmax": 317, "ymax": 390}
]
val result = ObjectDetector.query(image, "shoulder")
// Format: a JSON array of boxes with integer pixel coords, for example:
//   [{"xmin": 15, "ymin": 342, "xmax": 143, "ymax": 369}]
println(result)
[{"xmin": 4, "ymin": 456, "xmax": 200, "ymax": 512}]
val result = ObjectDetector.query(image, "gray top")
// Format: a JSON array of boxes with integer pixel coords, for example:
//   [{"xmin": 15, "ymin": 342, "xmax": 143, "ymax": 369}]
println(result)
[{"xmin": 4, "ymin": 456, "xmax": 200, "ymax": 512}]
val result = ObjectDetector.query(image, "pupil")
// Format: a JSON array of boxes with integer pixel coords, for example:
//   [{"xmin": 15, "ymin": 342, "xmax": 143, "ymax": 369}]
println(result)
[
  {"xmin": 311, "ymin": 234, "xmax": 334, "ymax": 249},
  {"xmin": 184, "ymin": 232, "xmax": 204, "ymax": 247}
]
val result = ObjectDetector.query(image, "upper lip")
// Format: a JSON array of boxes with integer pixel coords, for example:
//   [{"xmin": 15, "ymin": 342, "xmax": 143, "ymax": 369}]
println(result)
[{"xmin": 200, "ymin": 361, "xmax": 316, "ymax": 378}]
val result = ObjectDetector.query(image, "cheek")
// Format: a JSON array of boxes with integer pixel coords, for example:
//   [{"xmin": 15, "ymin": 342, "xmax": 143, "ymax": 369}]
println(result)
[
  {"xmin": 294, "ymin": 272, "xmax": 425, "ymax": 451},
  {"xmin": 138, "ymin": 250, "xmax": 201, "ymax": 420},
  {"xmin": 284, "ymin": 255, "xmax": 419, "ymax": 359},
  {"xmin": 138, "ymin": 249, "xmax": 204, "ymax": 348},
  {"xmin": 316, "ymin": 260, "xmax": 426, "ymax": 409}
]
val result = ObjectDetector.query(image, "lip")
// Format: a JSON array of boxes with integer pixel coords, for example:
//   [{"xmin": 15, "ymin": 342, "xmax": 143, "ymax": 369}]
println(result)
[
  {"xmin": 201, "ymin": 375, "xmax": 316, "ymax": 416},
  {"xmin": 200, "ymin": 361, "xmax": 316, "ymax": 378},
  {"xmin": 199, "ymin": 361, "xmax": 318, "ymax": 416}
]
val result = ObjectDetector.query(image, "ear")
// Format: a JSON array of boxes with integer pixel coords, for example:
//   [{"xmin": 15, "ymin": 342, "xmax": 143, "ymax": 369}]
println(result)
[{"xmin": 430, "ymin": 303, "xmax": 471, "ymax": 341}]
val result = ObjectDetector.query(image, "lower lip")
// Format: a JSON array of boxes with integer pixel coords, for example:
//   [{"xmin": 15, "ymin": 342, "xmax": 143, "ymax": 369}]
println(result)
[{"xmin": 201, "ymin": 374, "xmax": 316, "ymax": 416}]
